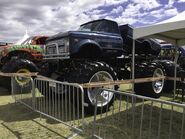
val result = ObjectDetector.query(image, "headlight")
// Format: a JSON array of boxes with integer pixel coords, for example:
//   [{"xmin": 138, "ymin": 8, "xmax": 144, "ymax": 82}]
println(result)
[{"xmin": 45, "ymin": 38, "xmax": 69, "ymax": 55}]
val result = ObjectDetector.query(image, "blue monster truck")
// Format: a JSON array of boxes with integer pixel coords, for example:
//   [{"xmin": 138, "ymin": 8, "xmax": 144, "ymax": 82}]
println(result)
[
  {"xmin": 43, "ymin": 19, "xmax": 166, "ymax": 113},
  {"xmin": 5, "ymin": 19, "xmax": 176, "ymax": 113}
]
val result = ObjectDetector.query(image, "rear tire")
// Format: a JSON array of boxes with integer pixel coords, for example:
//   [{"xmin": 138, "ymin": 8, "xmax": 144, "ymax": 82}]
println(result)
[
  {"xmin": 135, "ymin": 62, "xmax": 165, "ymax": 98},
  {"xmin": 155, "ymin": 60, "xmax": 175, "ymax": 93}
]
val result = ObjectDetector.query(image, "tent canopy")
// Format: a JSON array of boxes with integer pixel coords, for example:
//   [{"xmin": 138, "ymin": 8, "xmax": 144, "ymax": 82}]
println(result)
[
  {"xmin": 132, "ymin": 14, "xmax": 185, "ymax": 97},
  {"xmin": 14, "ymin": 30, "xmax": 29, "ymax": 45},
  {"xmin": 133, "ymin": 20, "xmax": 185, "ymax": 46}
]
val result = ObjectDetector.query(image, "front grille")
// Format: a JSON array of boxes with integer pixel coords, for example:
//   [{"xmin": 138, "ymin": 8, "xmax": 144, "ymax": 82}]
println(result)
[{"xmin": 44, "ymin": 41, "xmax": 70, "ymax": 60}]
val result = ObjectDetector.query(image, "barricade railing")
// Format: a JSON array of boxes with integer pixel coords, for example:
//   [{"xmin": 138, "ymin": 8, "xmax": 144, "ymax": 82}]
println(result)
[
  {"xmin": 11, "ymin": 75, "xmax": 85, "ymax": 136},
  {"xmin": 11, "ymin": 76, "xmax": 34, "ymax": 109},
  {"xmin": 34, "ymin": 77, "xmax": 85, "ymax": 132},
  {"xmin": 91, "ymin": 88, "xmax": 185, "ymax": 139},
  {"xmin": 9, "ymin": 73, "xmax": 185, "ymax": 139}
]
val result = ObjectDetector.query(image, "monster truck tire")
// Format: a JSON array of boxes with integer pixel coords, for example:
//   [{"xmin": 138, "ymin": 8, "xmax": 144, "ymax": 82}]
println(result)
[
  {"xmin": 1, "ymin": 59, "xmax": 38, "ymax": 92},
  {"xmin": 58, "ymin": 61, "xmax": 118, "ymax": 114},
  {"xmin": 135, "ymin": 62, "xmax": 165, "ymax": 98},
  {"xmin": 158, "ymin": 60, "xmax": 175, "ymax": 93}
]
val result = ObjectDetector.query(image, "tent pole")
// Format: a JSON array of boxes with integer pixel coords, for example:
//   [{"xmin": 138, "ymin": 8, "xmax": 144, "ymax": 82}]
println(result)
[
  {"xmin": 132, "ymin": 39, "xmax": 135, "ymax": 93},
  {"xmin": 173, "ymin": 40, "xmax": 179, "ymax": 100}
]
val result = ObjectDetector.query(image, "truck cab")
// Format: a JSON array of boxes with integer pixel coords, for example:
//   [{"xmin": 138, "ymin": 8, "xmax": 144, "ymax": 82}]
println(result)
[{"xmin": 45, "ymin": 19, "xmax": 124, "ymax": 59}]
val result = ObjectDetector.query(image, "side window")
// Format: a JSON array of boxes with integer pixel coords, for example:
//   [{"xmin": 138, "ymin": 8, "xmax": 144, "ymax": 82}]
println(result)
[
  {"xmin": 98, "ymin": 22, "xmax": 109, "ymax": 33},
  {"xmin": 107, "ymin": 21, "xmax": 119, "ymax": 34},
  {"xmin": 99, "ymin": 21, "xmax": 119, "ymax": 34}
]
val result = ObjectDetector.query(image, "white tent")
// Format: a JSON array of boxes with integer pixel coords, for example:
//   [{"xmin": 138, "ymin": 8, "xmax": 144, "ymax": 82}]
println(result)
[
  {"xmin": 131, "ymin": 17, "xmax": 185, "ymax": 98},
  {"xmin": 14, "ymin": 30, "xmax": 29, "ymax": 45},
  {"xmin": 133, "ymin": 20, "xmax": 185, "ymax": 46},
  {"xmin": 159, "ymin": 11, "xmax": 185, "ymax": 24}
]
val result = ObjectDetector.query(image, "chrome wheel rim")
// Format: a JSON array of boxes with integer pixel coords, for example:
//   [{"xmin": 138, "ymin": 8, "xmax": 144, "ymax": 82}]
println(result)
[
  {"xmin": 152, "ymin": 68, "xmax": 164, "ymax": 94},
  {"xmin": 88, "ymin": 71, "xmax": 114, "ymax": 107}
]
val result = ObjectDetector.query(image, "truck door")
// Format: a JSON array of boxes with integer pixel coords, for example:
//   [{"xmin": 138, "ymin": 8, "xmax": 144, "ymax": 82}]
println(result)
[{"xmin": 95, "ymin": 20, "xmax": 123, "ymax": 56}]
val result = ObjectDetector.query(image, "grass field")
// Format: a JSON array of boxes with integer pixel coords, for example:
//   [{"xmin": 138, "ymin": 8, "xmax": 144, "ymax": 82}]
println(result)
[{"xmin": 0, "ymin": 85, "xmax": 185, "ymax": 139}]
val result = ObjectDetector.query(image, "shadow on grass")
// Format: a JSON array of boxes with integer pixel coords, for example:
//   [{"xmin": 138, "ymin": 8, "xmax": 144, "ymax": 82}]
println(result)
[
  {"xmin": 79, "ymin": 103, "xmax": 185, "ymax": 139},
  {"xmin": 1, "ymin": 123, "xmax": 22, "ymax": 139},
  {"xmin": 0, "ymin": 101, "xmax": 72, "ymax": 139},
  {"xmin": 0, "ymin": 95, "xmax": 84, "ymax": 124},
  {"xmin": 0, "ymin": 102, "xmax": 38, "ymax": 122},
  {"xmin": 0, "ymin": 87, "xmax": 10, "ymax": 96}
]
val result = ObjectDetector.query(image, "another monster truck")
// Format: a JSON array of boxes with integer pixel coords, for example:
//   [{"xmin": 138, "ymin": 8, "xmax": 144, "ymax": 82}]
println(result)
[
  {"xmin": 0, "ymin": 36, "xmax": 48, "ymax": 90},
  {"xmin": 0, "ymin": 36, "xmax": 48, "ymax": 66},
  {"xmin": 156, "ymin": 43, "xmax": 185, "ymax": 92}
]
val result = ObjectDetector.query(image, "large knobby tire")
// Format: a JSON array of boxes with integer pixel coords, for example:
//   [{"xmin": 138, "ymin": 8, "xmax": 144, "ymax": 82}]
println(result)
[
  {"xmin": 155, "ymin": 60, "xmax": 176, "ymax": 93},
  {"xmin": 135, "ymin": 62, "xmax": 165, "ymax": 98},
  {"xmin": 0, "ymin": 59, "xmax": 38, "ymax": 92},
  {"xmin": 59, "ymin": 61, "xmax": 118, "ymax": 114}
]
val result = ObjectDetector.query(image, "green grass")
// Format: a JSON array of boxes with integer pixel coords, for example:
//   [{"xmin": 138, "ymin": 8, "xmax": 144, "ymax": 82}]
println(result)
[{"xmin": 0, "ymin": 84, "xmax": 185, "ymax": 139}]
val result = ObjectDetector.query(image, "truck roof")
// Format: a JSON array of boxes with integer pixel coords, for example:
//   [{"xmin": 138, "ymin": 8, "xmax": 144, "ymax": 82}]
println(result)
[{"xmin": 80, "ymin": 19, "xmax": 118, "ymax": 26}]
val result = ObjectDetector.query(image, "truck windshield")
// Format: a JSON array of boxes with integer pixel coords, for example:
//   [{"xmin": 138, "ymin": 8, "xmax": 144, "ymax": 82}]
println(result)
[
  {"xmin": 79, "ymin": 21, "xmax": 103, "ymax": 32},
  {"xmin": 79, "ymin": 20, "xmax": 119, "ymax": 34}
]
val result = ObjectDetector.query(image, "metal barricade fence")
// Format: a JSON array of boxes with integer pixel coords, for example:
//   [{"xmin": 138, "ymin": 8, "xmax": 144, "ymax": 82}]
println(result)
[
  {"xmin": 11, "ymin": 76, "xmax": 85, "ymax": 135},
  {"xmin": 91, "ymin": 89, "xmax": 185, "ymax": 139},
  {"xmin": 11, "ymin": 75, "xmax": 185, "ymax": 139},
  {"xmin": 34, "ymin": 77, "xmax": 85, "ymax": 132},
  {"xmin": 11, "ymin": 76, "xmax": 34, "ymax": 109}
]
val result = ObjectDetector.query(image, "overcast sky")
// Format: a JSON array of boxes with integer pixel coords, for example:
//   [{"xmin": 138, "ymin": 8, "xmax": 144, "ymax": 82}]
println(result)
[{"xmin": 0, "ymin": 0, "xmax": 185, "ymax": 43}]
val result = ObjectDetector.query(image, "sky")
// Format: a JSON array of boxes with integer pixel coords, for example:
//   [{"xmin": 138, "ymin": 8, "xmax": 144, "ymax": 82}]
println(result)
[{"xmin": 0, "ymin": 0, "xmax": 185, "ymax": 43}]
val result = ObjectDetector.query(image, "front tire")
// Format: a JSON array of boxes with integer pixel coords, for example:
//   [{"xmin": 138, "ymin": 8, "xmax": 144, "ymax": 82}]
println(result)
[
  {"xmin": 1, "ymin": 59, "xmax": 38, "ymax": 92},
  {"xmin": 60, "ymin": 61, "xmax": 118, "ymax": 114}
]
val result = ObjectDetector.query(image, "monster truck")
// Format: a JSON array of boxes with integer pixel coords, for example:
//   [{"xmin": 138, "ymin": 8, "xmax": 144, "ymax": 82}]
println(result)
[
  {"xmin": 156, "ymin": 43, "xmax": 185, "ymax": 92},
  {"xmin": 2, "ymin": 19, "xmax": 176, "ymax": 113},
  {"xmin": 41, "ymin": 19, "xmax": 168, "ymax": 112},
  {"xmin": 0, "ymin": 36, "xmax": 48, "ymax": 90},
  {"xmin": 0, "ymin": 36, "xmax": 48, "ymax": 66}
]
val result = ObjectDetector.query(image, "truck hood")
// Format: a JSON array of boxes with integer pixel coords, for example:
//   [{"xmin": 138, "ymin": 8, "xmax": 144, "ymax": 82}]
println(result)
[
  {"xmin": 47, "ymin": 31, "xmax": 73, "ymax": 41},
  {"xmin": 47, "ymin": 30, "xmax": 100, "ymax": 41}
]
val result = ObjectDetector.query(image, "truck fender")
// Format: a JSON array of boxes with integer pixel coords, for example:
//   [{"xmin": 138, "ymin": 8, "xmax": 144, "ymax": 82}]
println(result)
[{"xmin": 72, "ymin": 39, "xmax": 102, "ymax": 54}]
